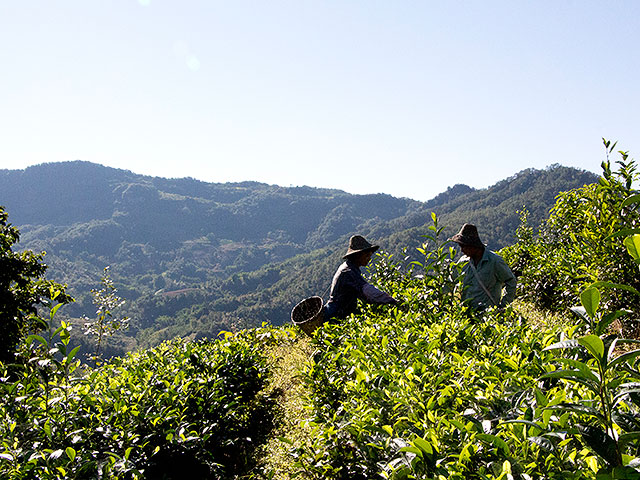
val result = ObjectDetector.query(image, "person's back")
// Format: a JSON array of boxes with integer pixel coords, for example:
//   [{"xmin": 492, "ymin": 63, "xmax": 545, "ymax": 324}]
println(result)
[
  {"xmin": 325, "ymin": 235, "xmax": 398, "ymax": 320},
  {"xmin": 326, "ymin": 258, "xmax": 366, "ymax": 319},
  {"xmin": 450, "ymin": 224, "xmax": 516, "ymax": 311}
]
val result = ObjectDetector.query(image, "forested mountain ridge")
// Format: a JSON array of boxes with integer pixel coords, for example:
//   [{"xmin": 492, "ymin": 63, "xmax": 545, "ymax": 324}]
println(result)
[
  {"xmin": 0, "ymin": 161, "xmax": 597, "ymax": 353},
  {"xmin": 1, "ymin": 160, "xmax": 419, "ymax": 251}
]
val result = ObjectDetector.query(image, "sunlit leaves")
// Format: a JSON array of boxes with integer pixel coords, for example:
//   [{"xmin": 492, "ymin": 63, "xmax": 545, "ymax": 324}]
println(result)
[
  {"xmin": 0, "ymin": 321, "xmax": 273, "ymax": 479},
  {"xmin": 297, "ymin": 273, "xmax": 582, "ymax": 477},
  {"xmin": 581, "ymin": 288, "xmax": 601, "ymax": 319},
  {"xmin": 502, "ymin": 144, "xmax": 640, "ymax": 319},
  {"xmin": 625, "ymin": 235, "xmax": 640, "ymax": 264},
  {"xmin": 579, "ymin": 334, "xmax": 605, "ymax": 361},
  {"xmin": 295, "ymin": 197, "xmax": 640, "ymax": 478}
]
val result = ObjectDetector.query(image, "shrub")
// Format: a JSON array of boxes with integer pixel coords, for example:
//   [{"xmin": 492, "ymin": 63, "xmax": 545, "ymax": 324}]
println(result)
[
  {"xmin": 502, "ymin": 141, "xmax": 640, "ymax": 321},
  {"xmin": 0, "ymin": 313, "xmax": 273, "ymax": 479}
]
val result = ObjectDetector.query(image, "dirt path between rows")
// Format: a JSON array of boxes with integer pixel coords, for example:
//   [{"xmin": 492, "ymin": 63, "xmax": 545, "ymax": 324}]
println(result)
[{"xmin": 250, "ymin": 330, "xmax": 316, "ymax": 479}]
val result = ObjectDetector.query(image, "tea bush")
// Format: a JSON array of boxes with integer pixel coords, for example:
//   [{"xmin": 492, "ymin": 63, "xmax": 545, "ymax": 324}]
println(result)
[
  {"xmin": 0, "ymin": 318, "xmax": 273, "ymax": 479},
  {"xmin": 294, "ymin": 261, "xmax": 586, "ymax": 478},
  {"xmin": 289, "ymin": 153, "xmax": 640, "ymax": 479},
  {"xmin": 503, "ymin": 141, "xmax": 640, "ymax": 320},
  {"xmin": 293, "ymin": 258, "xmax": 640, "ymax": 478},
  {"xmin": 4, "ymin": 144, "xmax": 640, "ymax": 479}
]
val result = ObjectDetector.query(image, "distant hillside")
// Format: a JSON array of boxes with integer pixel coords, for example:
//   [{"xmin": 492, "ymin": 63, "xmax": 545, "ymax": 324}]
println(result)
[{"xmin": 0, "ymin": 161, "xmax": 597, "ymax": 354}]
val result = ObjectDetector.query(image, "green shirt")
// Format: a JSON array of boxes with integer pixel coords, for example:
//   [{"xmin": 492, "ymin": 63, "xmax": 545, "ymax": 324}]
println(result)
[{"xmin": 460, "ymin": 249, "xmax": 516, "ymax": 310}]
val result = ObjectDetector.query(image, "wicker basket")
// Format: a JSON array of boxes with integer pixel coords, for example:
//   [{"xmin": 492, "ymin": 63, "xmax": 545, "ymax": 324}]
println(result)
[{"xmin": 291, "ymin": 296, "xmax": 325, "ymax": 335}]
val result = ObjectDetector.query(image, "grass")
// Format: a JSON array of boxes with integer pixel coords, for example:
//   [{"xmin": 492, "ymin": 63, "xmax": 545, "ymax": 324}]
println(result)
[
  {"xmin": 511, "ymin": 298, "xmax": 573, "ymax": 330},
  {"xmin": 247, "ymin": 326, "xmax": 316, "ymax": 479}
]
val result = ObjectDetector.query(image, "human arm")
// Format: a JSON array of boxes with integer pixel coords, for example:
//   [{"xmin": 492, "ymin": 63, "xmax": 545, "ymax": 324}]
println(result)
[{"xmin": 362, "ymin": 283, "xmax": 398, "ymax": 304}]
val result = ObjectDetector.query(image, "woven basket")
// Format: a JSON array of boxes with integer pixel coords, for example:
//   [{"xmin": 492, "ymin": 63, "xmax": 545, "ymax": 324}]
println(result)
[{"xmin": 291, "ymin": 296, "xmax": 325, "ymax": 336}]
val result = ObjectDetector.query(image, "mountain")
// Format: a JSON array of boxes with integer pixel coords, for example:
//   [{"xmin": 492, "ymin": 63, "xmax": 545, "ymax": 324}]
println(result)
[{"xmin": 0, "ymin": 161, "xmax": 598, "ymax": 353}]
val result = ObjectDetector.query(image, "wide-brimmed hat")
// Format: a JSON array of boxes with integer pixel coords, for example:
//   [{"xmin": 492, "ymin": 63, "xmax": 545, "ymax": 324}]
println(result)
[
  {"xmin": 450, "ymin": 224, "xmax": 486, "ymax": 248},
  {"xmin": 343, "ymin": 235, "xmax": 379, "ymax": 259}
]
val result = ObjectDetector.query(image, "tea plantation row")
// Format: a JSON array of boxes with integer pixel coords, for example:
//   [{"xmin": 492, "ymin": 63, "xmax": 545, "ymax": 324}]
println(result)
[
  {"xmin": 2, "ymin": 143, "xmax": 640, "ymax": 479},
  {"xmin": 0, "ymin": 321, "xmax": 282, "ymax": 479}
]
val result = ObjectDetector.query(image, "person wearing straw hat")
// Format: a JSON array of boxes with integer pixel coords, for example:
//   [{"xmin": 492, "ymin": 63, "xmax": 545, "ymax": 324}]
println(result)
[
  {"xmin": 324, "ymin": 235, "xmax": 399, "ymax": 320},
  {"xmin": 450, "ymin": 223, "xmax": 516, "ymax": 311}
]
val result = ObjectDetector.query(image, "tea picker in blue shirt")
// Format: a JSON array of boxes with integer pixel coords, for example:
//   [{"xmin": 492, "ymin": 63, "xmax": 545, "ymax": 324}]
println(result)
[
  {"xmin": 324, "ymin": 235, "xmax": 399, "ymax": 320},
  {"xmin": 450, "ymin": 224, "xmax": 516, "ymax": 311}
]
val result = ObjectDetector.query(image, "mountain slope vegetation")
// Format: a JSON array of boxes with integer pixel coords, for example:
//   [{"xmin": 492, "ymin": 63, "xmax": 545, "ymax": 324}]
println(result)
[
  {"xmin": 1, "ymin": 161, "xmax": 597, "ymax": 354},
  {"xmin": 2, "ymin": 145, "xmax": 640, "ymax": 479}
]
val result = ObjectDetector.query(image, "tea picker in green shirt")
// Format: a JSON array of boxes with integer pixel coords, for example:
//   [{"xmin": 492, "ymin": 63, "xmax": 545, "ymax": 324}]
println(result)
[{"xmin": 450, "ymin": 224, "xmax": 516, "ymax": 311}]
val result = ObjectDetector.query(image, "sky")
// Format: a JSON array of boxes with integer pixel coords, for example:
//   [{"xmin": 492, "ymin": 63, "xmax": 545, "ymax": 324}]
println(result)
[{"xmin": 1, "ymin": 1, "xmax": 639, "ymax": 202}]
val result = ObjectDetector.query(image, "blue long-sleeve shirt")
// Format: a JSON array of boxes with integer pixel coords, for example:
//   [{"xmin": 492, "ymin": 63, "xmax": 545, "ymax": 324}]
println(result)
[{"xmin": 325, "ymin": 259, "xmax": 396, "ymax": 319}]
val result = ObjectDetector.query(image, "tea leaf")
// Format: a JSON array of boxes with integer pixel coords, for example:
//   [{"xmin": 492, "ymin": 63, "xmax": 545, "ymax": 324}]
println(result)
[
  {"xmin": 476, "ymin": 433, "xmax": 510, "ymax": 454},
  {"xmin": 543, "ymin": 339, "xmax": 580, "ymax": 351},
  {"xmin": 625, "ymin": 235, "xmax": 640, "ymax": 264},
  {"xmin": 65, "ymin": 447, "xmax": 76, "ymax": 461},
  {"xmin": 412, "ymin": 437, "xmax": 433, "ymax": 455},
  {"xmin": 622, "ymin": 194, "xmax": 640, "ymax": 208},
  {"xmin": 580, "ymin": 287, "xmax": 600, "ymax": 318},
  {"xmin": 610, "ymin": 349, "xmax": 640, "ymax": 369},
  {"xmin": 26, "ymin": 334, "xmax": 48, "ymax": 348},
  {"xmin": 579, "ymin": 335, "xmax": 605, "ymax": 361}
]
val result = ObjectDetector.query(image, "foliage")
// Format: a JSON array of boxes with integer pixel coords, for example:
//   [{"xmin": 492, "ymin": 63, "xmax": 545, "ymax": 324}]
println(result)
[
  {"xmin": 5, "ymin": 151, "xmax": 637, "ymax": 478},
  {"xmin": 294, "ymin": 257, "xmax": 588, "ymax": 478},
  {"xmin": 2, "ymin": 161, "xmax": 597, "ymax": 351},
  {"xmin": 368, "ymin": 212, "xmax": 463, "ymax": 318},
  {"xmin": 503, "ymin": 141, "xmax": 640, "ymax": 322},
  {"xmin": 521, "ymin": 232, "xmax": 640, "ymax": 479},
  {"xmin": 0, "ymin": 206, "xmax": 72, "ymax": 363},
  {"xmin": 0, "ymin": 148, "xmax": 638, "ymax": 479},
  {"xmin": 82, "ymin": 266, "xmax": 130, "ymax": 362},
  {"xmin": 0, "ymin": 301, "xmax": 275, "ymax": 479},
  {"xmin": 540, "ymin": 329, "xmax": 640, "ymax": 476},
  {"xmin": 283, "ymin": 187, "xmax": 640, "ymax": 478},
  {"xmin": 284, "ymin": 153, "xmax": 640, "ymax": 478},
  {"xmin": 292, "ymin": 220, "xmax": 558, "ymax": 478}
]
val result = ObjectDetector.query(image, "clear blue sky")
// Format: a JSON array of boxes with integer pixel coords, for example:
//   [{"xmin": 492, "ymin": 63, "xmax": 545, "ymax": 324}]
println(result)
[{"xmin": 2, "ymin": 1, "xmax": 638, "ymax": 202}]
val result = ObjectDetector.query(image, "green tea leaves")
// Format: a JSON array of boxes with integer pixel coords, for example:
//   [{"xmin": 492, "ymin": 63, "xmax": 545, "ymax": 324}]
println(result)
[
  {"xmin": 625, "ymin": 235, "xmax": 640, "ymax": 264},
  {"xmin": 581, "ymin": 288, "xmax": 601, "ymax": 318},
  {"xmin": 579, "ymin": 334, "xmax": 606, "ymax": 361}
]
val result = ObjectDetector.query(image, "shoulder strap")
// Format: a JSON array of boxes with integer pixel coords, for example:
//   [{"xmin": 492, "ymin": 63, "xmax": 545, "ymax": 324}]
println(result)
[{"xmin": 468, "ymin": 261, "xmax": 499, "ymax": 306}]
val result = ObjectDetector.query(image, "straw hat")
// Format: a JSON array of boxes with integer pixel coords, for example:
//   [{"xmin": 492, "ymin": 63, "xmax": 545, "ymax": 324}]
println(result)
[
  {"xmin": 450, "ymin": 224, "xmax": 486, "ymax": 248},
  {"xmin": 343, "ymin": 235, "xmax": 379, "ymax": 259}
]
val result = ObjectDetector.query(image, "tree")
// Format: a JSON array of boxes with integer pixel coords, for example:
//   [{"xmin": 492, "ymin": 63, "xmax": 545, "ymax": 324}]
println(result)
[
  {"xmin": 0, "ymin": 206, "xmax": 72, "ymax": 363},
  {"xmin": 83, "ymin": 266, "xmax": 130, "ymax": 361},
  {"xmin": 502, "ymin": 140, "xmax": 640, "ymax": 317}
]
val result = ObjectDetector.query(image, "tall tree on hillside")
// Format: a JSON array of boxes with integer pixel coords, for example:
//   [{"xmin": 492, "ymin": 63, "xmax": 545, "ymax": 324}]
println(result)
[{"xmin": 0, "ymin": 206, "xmax": 72, "ymax": 363}]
